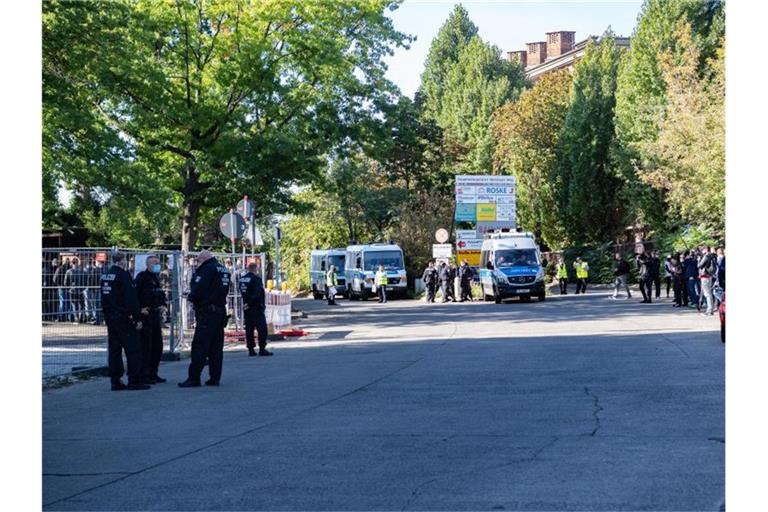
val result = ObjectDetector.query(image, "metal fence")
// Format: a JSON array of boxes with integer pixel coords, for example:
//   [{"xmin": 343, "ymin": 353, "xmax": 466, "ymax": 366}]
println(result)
[{"xmin": 42, "ymin": 247, "xmax": 266, "ymax": 379}]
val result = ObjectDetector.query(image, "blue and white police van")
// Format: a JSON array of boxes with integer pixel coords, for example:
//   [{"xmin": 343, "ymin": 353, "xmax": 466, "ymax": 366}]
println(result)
[
  {"xmin": 309, "ymin": 248, "xmax": 347, "ymax": 300},
  {"xmin": 344, "ymin": 243, "xmax": 407, "ymax": 300},
  {"xmin": 479, "ymin": 230, "xmax": 548, "ymax": 303}
]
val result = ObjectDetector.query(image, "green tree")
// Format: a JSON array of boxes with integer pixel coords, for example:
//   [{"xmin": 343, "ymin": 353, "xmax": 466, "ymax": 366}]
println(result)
[
  {"xmin": 557, "ymin": 34, "xmax": 624, "ymax": 245},
  {"xmin": 492, "ymin": 70, "xmax": 572, "ymax": 249},
  {"xmin": 418, "ymin": 4, "xmax": 478, "ymax": 122},
  {"xmin": 439, "ymin": 36, "xmax": 526, "ymax": 175},
  {"xmin": 43, "ymin": 0, "xmax": 410, "ymax": 249}
]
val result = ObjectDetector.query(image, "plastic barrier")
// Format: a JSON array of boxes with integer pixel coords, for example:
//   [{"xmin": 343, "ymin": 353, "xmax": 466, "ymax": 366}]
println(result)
[{"xmin": 266, "ymin": 291, "xmax": 292, "ymax": 331}]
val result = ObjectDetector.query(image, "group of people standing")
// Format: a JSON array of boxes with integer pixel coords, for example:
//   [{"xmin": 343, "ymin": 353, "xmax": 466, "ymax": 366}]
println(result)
[
  {"xmin": 421, "ymin": 260, "xmax": 474, "ymax": 303},
  {"xmin": 101, "ymin": 250, "xmax": 271, "ymax": 391},
  {"xmin": 45, "ymin": 257, "xmax": 106, "ymax": 324},
  {"xmin": 555, "ymin": 257, "xmax": 590, "ymax": 295}
]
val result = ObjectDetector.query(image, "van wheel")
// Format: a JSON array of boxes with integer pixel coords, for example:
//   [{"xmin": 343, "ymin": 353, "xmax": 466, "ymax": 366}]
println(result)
[
  {"xmin": 311, "ymin": 286, "xmax": 323, "ymax": 300},
  {"xmin": 494, "ymin": 286, "xmax": 502, "ymax": 304}
]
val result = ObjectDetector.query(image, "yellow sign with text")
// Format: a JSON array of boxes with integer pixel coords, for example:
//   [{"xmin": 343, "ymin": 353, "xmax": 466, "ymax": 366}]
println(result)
[
  {"xmin": 456, "ymin": 250, "xmax": 481, "ymax": 266},
  {"xmin": 476, "ymin": 203, "xmax": 496, "ymax": 221}
]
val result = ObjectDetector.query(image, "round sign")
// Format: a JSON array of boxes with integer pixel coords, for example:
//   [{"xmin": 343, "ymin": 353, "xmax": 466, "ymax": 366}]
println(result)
[
  {"xmin": 435, "ymin": 228, "xmax": 449, "ymax": 243},
  {"xmin": 219, "ymin": 211, "xmax": 246, "ymax": 240},
  {"xmin": 236, "ymin": 197, "xmax": 255, "ymax": 219}
]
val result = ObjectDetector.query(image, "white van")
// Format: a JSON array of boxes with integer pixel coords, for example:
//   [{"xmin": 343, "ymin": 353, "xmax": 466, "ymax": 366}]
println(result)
[
  {"xmin": 478, "ymin": 231, "xmax": 547, "ymax": 303},
  {"xmin": 309, "ymin": 249, "xmax": 346, "ymax": 300},
  {"xmin": 344, "ymin": 243, "xmax": 407, "ymax": 300}
]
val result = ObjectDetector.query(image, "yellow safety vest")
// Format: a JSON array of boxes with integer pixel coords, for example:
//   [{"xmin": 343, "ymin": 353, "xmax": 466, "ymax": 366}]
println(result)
[
  {"xmin": 575, "ymin": 262, "xmax": 588, "ymax": 279},
  {"xmin": 375, "ymin": 270, "xmax": 388, "ymax": 285},
  {"xmin": 556, "ymin": 263, "xmax": 568, "ymax": 279},
  {"xmin": 326, "ymin": 271, "xmax": 337, "ymax": 286}
]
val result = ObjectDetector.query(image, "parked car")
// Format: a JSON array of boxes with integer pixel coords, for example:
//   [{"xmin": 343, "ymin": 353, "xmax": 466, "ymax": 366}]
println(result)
[{"xmin": 719, "ymin": 292, "xmax": 725, "ymax": 343}]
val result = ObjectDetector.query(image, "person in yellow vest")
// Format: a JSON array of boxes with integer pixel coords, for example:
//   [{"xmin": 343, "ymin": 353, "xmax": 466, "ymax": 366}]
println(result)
[
  {"xmin": 556, "ymin": 256, "xmax": 569, "ymax": 295},
  {"xmin": 326, "ymin": 265, "xmax": 339, "ymax": 306},
  {"xmin": 374, "ymin": 264, "xmax": 388, "ymax": 303},
  {"xmin": 574, "ymin": 257, "xmax": 589, "ymax": 294}
]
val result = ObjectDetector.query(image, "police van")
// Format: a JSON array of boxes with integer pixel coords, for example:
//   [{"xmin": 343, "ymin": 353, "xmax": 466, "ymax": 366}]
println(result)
[
  {"xmin": 309, "ymin": 248, "xmax": 347, "ymax": 300},
  {"xmin": 479, "ymin": 230, "xmax": 548, "ymax": 303},
  {"xmin": 345, "ymin": 243, "xmax": 407, "ymax": 300}
]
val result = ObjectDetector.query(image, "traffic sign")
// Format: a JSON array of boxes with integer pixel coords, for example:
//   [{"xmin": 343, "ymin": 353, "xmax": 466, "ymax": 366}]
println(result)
[
  {"xmin": 435, "ymin": 228, "xmax": 449, "ymax": 243},
  {"xmin": 244, "ymin": 222, "xmax": 264, "ymax": 247},
  {"xmin": 219, "ymin": 210, "xmax": 246, "ymax": 240},
  {"xmin": 236, "ymin": 197, "xmax": 255, "ymax": 219},
  {"xmin": 432, "ymin": 243, "xmax": 452, "ymax": 258}
]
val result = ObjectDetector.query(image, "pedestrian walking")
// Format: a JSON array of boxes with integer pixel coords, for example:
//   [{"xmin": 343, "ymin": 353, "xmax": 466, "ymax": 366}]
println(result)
[
  {"xmin": 447, "ymin": 263, "xmax": 457, "ymax": 302},
  {"xmin": 650, "ymin": 251, "xmax": 662, "ymax": 299},
  {"xmin": 664, "ymin": 255, "xmax": 673, "ymax": 298},
  {"xmin": 556, "ymin": 256, "xmax": 568, "ymax": 295},
  {"xmin": 636, "ymin": 252, "xmax": 652, "ymax": 303},
  {"xmin": 326, "ymin": 264, "xmax": 339, "ymax": 305},
  {"xmin": 611, "ymin": 253, "xmax": 631, "ymax": 299},
  {"xmin": 179, "ymin": 250, "xmax": 231, "ymax": 388},
  {"xmin": 374, "ymin": 264, "xmax": 388, "ymax": 303},
  {"xmin": 670, "ymin": 254, "xmax": 685, "ymax": 307},
  {"xmin": 100, "ymin": 252, "xmax": 149, "ymax": 391},
  {"xmin": 458, "ymin": 260, "xmax": 473, "ymax": 302},
  {"xmin": 135, "ymin": 256, "xmax": 168, "ymax": 384},
  {"xmin": 439, "ymin": 262, "xmax": 452, "ymax": 302},
  {"xmin": 422, "ymin": 262, "xmax": 438, "ymax": 303},
  {"xmin": 240, "ymin": 262, "xmax": 271, "ymax": 357},
  {"xmin": 573, "ymin": 257, "xmax": 589, "ymax": 294},
  {"xmin": 698, "ymin": 247, "xmax": 718, "ymax": 316}
]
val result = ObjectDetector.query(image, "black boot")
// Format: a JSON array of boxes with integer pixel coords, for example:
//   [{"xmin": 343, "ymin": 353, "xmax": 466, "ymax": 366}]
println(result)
[
  {"xmin": 111, "ymin": 380, "xmax": 127, "ymax": 391},
  {"xmin": 205, "ymin": 379, "xmax": 220, "ymax": 386},
  {"xmin": 248, "ymin": 348, "xmax": 257, "ymax": 357},
  {"xmin": 259, "ymin": 349, "xmax": 273, "ymax": 356},
  {"xmin": 178, "ymin": 379, "xmax": 201, "ymax": 388},
  {"xmin": 126, "ymin": 381, "xmax": 151, "ymax": 390}
]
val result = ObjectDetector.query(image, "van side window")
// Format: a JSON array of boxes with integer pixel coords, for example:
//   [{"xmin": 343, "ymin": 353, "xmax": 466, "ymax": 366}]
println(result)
[
  {"xmin": 321, "ymin": 260, "xmax": 326, "ymax": 271},
  {"xmin": 356, "ymin": 256, "xmax": 362, "ymax": 269}
]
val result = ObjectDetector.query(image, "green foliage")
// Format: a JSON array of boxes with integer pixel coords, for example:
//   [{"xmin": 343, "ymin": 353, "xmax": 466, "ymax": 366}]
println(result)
[
  {"xmin": 43, "ymin": 0, "xmax": 411, "ymax": 249},
  {"xmin": 655, "ymin": 224, "xmax": 721, "ymax": 256},
  {"xmin": 556, "ymin": 34, "xmax": 624, "ymax": 245},
  {"xmin": 493, "ymin": 70, "xmax": 572, "ymax": 249}
]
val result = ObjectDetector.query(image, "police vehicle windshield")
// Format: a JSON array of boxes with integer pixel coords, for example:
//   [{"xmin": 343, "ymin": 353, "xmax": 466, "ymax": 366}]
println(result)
[
  {"xmin": 363, "ymin": 251, "xmax": 403, "ymax": 271},
  {"xmin": 329, "ymin": 255, "xmax": 345, "ymax": 270},
  {"xmin": 495, "ymin": 249, "xmax": 538, "ymax": 268}
]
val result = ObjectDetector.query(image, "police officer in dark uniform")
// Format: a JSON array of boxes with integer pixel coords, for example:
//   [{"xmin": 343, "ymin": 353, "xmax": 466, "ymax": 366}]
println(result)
[
  {"xmin": 422, "ymin": 262, "xmax": 438, "ymax": 303},
  {"xmin": 135, "ymin": 255, "xmax": 168, "ymax": 384},
  {"xmin": 179, "ymin": 250, "xmax": 231, "ymax": 387},
  {"xmin": 100, "ymin": 252, "xmax": 150, "ymax": 391},
  {"xmin": 239, "ymin": 262, "xmax": 272, "ymax": 357},
  {"xmin": 458, "ymin": 260, "xmax": 473, "ymax": 302},
  {"xmin": 438, "ymin": 262, "xmax": 452, "ymax": 303}
]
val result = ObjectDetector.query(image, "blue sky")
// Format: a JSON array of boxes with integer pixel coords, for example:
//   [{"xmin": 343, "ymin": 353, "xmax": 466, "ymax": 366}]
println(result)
[{"xmin": 384, "ymin": 0, "xmax": 643, "ymax": 98}]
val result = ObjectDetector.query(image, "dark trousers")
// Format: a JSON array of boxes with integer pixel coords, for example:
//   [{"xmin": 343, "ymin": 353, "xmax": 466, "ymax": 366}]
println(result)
[
  {"xmin": 575, "ymin": 278, "xmax": 587, "ymax": 294},
  {"xmin": 440, "ymin": 280, "xmax": 451, "ymax": 302},
  {"xmin": 673, "ymin": 278, "xmax": 683, "ymax": 306},
  {"xmin": 639, "ymin": 278, "xmax": 652, "ymax": 302},
  {"xmin": 665, "ymin": 277, "xmax": 672, "ymax": 297},
  {"xmin": 140, "ymin": 309, "xmax": 163, "ymax": 378},
  {"xmin": 245, "ymin": 308, "xmax": 268, "ymax": 351},
  {"xmin": 426, "ymin": 282, "xmax": 436, "ymax": 302},
  {"xmin": 106, "ymin": 317, "xmax": 142, "ymax": 385},
  {"xmin": 558, "ymin": 278, "xmax": 568, "ymax": 294},
  {"xmin": 687, "ymin": 277, "xmax": 699, "ymax": 306},
  {"xmin": 460, "ymin": 281, "xmax": 471, "ymax": 301},
  {"xmin": 187, "ymin": 307, "xmax": 226, "ymax": 383},
  {"xmin": 653, "ymin": 276, "xmax": 661, "ymax": 298}
]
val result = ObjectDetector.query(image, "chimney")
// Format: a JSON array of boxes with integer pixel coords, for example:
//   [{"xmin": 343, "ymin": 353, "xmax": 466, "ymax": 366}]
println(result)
[
  {"xmin": 506, "ymin": 50, "xmax": 527, "ymax": 68},
  {"xmin": 546, "ymin": 31, "xmax": 576, "ymax": 60},
  {"xmin": 526, "ymin": 42, "xmax": 547, "ymax": 67}
]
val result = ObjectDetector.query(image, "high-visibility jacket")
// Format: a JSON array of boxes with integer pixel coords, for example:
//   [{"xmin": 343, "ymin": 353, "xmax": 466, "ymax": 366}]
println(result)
[
  {"xmin": 575, "ymin": 261, "xmax": 589, "ymax": 279},
  {"xmin": 326, "ymin": 270, "xmax": 337, "ymax": 286},
  {"xmin": 374, "ymin": 270, "xmax": 388, "ymax": 286},
  {"xmin": 556, "ymin": 263, "xmax": 568, "ymax": 279}
]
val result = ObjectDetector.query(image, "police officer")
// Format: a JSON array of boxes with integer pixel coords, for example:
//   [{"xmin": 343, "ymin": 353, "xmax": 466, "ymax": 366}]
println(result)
[
  {"xmin": 326, "ymin": 265, "xmax": 339, "ymax": 306},
  {"xmin": 573, "ymin": 257, "xmax": 589, "ymax": 294},
  {"xmin": 458, "ymin": 260, "xmax": 473, "ymax": 302},
  {"xmin": 374, "ymin": 264, "xmax": 388, "ymax": 303},
  {"xmin": 179, "ymin": 250, "xmax": 231, "ymax": 387},
  {"xmin": 438, "ymin": 262, "xmax": 452, "ymax": 303},
  {"xmin": 447, "ymin": 263, "xmax": 457, "ymax": 302},
  {"xmin": 100, "ymin": 252, "xmax": 149, "ymax": 391},
  {"xmin": 135, "ymin": 255, "xmax": 168, "ymax": 384},
  {"xmin": 422, "ymin": 262, "xmax": 438, "ymax": 303},
  {"xmin": 556, "ymin": 256, "xmax": 568, "ymax": 295},
  {"xmin": 240, "ymin": 262, "xmax": 271, "ymax": 357},
  {"xmin": 636, "ymin": 251, "xmax": 652, "ymax": 303},
  {"xmin": 649, "ymin": 251, "xmax": 662, "ymax": 299}
]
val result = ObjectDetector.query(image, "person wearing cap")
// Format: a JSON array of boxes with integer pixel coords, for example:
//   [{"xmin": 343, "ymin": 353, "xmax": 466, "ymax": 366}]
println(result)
[
  {"xmin": 179, "ymin": 250, "xmax": 231, "ymax": 387},
  {"xmin": 135, "ymin": 255, "xmax": 168, "ymax": 383},
  {"xmin": 240, "ymin": 262, "xmax": 271, "ymax": 357},
  {"xmin": 573, "ymin": 257, "xmax": 589, "ymax": 294}
]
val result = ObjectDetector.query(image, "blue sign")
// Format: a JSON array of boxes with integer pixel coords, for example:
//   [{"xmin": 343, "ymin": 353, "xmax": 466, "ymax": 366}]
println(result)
[
  {"xmin": 500, "ymin": 266, "xmax": 538, "ymax": 276},
  {"xmin": 455, "ymin": 203, "xmax": 476, "ymax": 221}
]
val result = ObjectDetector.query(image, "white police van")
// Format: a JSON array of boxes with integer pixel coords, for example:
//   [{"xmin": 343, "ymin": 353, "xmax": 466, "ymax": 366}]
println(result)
[
  {"xmin": 309, "ymin": 248, "xmax": 347, "ymax": 300},
  {"xmin": 345, "ymin": 243, "xmax": 407, "ymax": 300},
  {"xmin": 479, "ymin": 230, "xmax": 548, "ymax": 303}
]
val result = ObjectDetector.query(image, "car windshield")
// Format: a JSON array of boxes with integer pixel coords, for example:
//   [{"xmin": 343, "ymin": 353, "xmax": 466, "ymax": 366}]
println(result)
[
  {"xmin": 495, "ymin": 249, "xmax": 538, "ymax": 268},
  {"xmin": 329, "ymin": 255, "xmax": 345, "ymax": 271},
  {"xmin": 363, "ymin": 250, "xmax": 403, "ymax": 271}
]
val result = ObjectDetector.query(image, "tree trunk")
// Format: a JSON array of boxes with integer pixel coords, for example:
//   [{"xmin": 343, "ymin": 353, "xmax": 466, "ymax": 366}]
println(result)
[{"xmin": 181, "ymin": 199, "xmax": 200, "ymax": 251}]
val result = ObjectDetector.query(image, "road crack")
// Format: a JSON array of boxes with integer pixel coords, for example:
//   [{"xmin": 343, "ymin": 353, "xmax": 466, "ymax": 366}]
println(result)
[{"xmin": 584, "ymin": 386, "xmax": 603, "ymax": 437}]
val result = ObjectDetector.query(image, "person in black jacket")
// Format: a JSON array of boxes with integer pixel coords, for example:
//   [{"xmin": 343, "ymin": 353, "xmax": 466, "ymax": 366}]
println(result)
[
  {"xmin": 636, "ymin": 252, "xmax": 652, "ymax": 303},
  {"xmin": 438, "ymin": 262, "xmax": 453, "ymax": 303},
  {"xmin": 422, "ymin": 262, "xmax": 438, "ymax": 303},
  {"xmin": 611, "ymin": 253, "xmax": 631, "ymax": 299},
  {"xmin": 649, "ymin": 251, "xmax": 662, "ymax": 299},
  {"xmin": 239, "ymin": 262, "xmax": 271, "ymax": 357},
  {"xmin": 100, "ymin": 252, "xmax": 149, "ymax": 391},
  {"xmin": 135, "ymin": 256, "xmax": 168, "ymax": 384},
  {"xmin": 179, "ymin": 251, "xmax": 231, "ymax": 387},
  {"xmin": 670, "ymin": 254, "xmax": 685, "ymax": 307},
  {"xmin": 458, "ymin": 260, "xmax": 473, "ymax": 302}
]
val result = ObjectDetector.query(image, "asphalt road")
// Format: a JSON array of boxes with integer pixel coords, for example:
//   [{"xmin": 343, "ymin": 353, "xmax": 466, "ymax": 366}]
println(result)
[{"xmin": 43, "ymin": 290, "xmax": 724, "ymax": 511}]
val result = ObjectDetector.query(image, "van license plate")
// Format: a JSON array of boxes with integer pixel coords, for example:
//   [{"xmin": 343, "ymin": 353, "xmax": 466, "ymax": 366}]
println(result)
[
  {"xmin": 517, "ymin": 289, "xmax": 530, "ymax": 293},
  {"xmin": 386, "ymin": 286, "xmax": 394, "ymax": 291}
]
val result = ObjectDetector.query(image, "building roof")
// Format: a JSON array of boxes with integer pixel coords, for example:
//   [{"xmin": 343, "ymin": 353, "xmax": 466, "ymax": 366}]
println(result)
[{"xmin": 525, "ymin": 36, "xmax": 630, "ymax": 81}]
